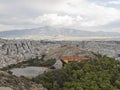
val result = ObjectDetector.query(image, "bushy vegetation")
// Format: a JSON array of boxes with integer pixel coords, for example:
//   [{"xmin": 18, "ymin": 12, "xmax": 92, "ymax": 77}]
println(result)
[{"xmin": 32, "ymin": 55, "xmax": 120, "ymax": 90}]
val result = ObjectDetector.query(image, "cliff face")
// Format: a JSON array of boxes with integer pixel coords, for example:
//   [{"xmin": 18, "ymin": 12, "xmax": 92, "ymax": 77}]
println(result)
[{"xmin": 0, "ymin": 38, "xmax": 120, "ymax": 67}]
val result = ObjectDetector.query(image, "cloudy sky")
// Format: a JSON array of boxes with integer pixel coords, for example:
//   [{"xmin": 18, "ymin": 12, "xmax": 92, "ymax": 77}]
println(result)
[{"xmin": 0, "ymin": 0, "xmax": 120, "ymax": 32}]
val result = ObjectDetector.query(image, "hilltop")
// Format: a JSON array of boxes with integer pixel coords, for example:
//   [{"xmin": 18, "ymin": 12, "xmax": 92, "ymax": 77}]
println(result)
[{"xmin": 45, "ymin": 45, "xmax": 95, "ymax": 59}]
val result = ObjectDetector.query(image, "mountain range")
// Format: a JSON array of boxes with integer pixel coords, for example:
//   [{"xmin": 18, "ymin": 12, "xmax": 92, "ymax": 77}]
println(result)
[{"xmin": 0, "ymin": 27, "xmax": 120, "ymax": 40}]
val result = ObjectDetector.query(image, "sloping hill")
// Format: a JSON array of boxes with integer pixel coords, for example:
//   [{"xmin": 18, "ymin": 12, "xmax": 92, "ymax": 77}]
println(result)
[
  {"xmin": 44, "ymin": 45, "xmax": 96, "ymax": 60},
  {"xmin": 44, "ymin": 45, "xmax": 96, "ymax": 69}
]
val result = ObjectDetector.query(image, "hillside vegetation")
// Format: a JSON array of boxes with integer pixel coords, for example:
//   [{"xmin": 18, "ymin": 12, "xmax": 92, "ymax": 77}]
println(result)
[
  {"xmin": 1, "ymin": 57, "xmax": 56, "ymax": 71},
  {"xmin": 32, "ymin": 55, "xmax": 120, "ymax": 90}
]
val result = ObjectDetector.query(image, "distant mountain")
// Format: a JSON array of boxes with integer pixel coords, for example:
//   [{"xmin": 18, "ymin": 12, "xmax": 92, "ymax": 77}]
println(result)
[{"xmin": 0, "ymin": 27, "xmax": 120, "ymax": 40}]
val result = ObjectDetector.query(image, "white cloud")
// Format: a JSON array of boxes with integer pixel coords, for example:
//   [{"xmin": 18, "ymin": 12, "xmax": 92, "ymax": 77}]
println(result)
[
  {"xmin": 0, "ymin": 24, "xmax": 16, "ymax": 31},
  {"xmin": 61, "ymin": 0, "xmax": 120, "ymax": 26},
  {"xmin": 33, "ymin": 8, "xmax": 120, "ymax": 28},
  {"xmin": 31, "ymin": 0, "xmax": 120, "ymax": 28},
  {"xmin": 0, "ymin": 23, "xmax": 35, "ymax": 31},
  {"xmin": 33, "ymin": 14, "xmax": 84, "ymax": 27},
  {"xmin": 0, "ymin": 4, "xmax": 5, "ymax": 11},
  {"xmin": 0, "ymin": 0, "xmax": 120, "ymax": 32},
  {"xmin": 108, "ymin": 0, "xmax": 120, "ymax": 5}
]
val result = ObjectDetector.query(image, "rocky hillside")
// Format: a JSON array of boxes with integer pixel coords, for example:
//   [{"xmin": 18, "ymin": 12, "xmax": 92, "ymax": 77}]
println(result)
[
  {"xmin": 44, "ymin": 45, "xmax": 96, "ymax": 69},
  {"xmin": 0, "ymin": 71, "xmax": 47, "ymax": 90},
  {"xmin": 45, "ymin": 45, "xmax": 95, "ymax": 59}
]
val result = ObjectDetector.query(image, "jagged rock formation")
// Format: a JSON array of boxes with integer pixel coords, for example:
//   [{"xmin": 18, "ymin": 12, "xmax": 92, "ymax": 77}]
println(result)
[
  {"xmin": 0, "ymin": 71, "xmax": 47, "ymax": 90},
  {"xmin": 0, "ymin": 38, "xmax": 120, "ymax": 67}
]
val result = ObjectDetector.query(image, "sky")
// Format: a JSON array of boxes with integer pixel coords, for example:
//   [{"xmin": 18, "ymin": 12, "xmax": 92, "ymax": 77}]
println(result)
[{"xmin": 0, "ymin": 0, "xmax": 120, "ymax": 32}]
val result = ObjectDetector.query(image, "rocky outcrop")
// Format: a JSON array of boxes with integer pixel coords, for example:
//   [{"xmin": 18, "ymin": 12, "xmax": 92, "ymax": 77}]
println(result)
[
  {"xmin": 0, "ymin": 87, "xmax": 13, "ymax": 90},
  {"xmin": 0, "ymin": 71, "xmax": 47, "ymax": 90}
]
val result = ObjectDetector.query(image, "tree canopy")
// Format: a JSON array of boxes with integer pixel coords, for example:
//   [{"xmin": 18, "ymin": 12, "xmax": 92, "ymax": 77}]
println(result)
[{"xmin": 32, "ymin": 55, "xmax": 120, "ymax": 90}]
